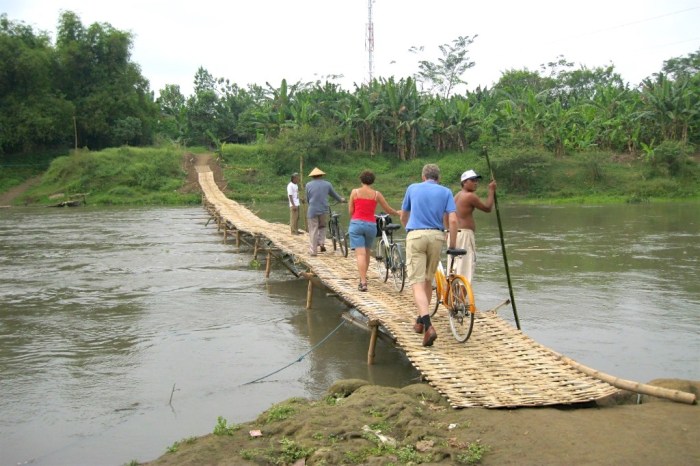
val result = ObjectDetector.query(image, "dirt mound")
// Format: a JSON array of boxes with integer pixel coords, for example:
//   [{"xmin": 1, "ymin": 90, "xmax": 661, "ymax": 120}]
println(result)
[{"xmin": 141, "ymin": 379, "xmax": 699, "ymax": 465}]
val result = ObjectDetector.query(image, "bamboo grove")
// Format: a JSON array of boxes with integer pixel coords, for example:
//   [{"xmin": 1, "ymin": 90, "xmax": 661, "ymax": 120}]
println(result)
[{"xmin": 2, "ymin": 12, "xmax": 698, "ymax": 162}]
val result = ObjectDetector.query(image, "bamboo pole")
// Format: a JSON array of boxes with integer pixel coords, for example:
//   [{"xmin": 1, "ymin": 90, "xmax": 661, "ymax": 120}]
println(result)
[
  {"xmin": 265, "ymin": 251, "xmax": 272, "ymax": 278},
  {"xmin": 306, "ymin": 278, "xmax": 314, "ymax": 309},
  {"xmin": 368, "ymin": 320, "xmax": 379, "ymax": 365},
  {"xmin": 555, "ymin": 353, "xmax": 697, "ymax": 405},
  {"xmin": 483, "ymin": 147, "xmax": 521, "ymax": 330}
]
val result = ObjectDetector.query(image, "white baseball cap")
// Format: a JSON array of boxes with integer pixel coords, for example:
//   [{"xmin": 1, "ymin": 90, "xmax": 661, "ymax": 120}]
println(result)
[{"xmin": 460, "ymin": 169, "xmax": 483, "ymax": 182}]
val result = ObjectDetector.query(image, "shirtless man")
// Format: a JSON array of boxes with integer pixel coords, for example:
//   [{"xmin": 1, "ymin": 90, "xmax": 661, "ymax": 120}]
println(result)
[{"xmin": 453, "ymin": 169, "xmax": 496, "ymax": 282}]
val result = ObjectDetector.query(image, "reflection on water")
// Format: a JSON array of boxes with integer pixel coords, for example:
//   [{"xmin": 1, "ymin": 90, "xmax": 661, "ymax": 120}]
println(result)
[
  {"xmin": 0, "ymin": 202, "xmax": 698, "ymax": 465},
  {"xmin": 0, "ymin": 207, "xmax": 418, "ymax": 466}
]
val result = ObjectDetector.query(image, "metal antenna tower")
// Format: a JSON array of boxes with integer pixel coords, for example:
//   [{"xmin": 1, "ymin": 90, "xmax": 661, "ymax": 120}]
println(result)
[{"xmin": 366, "ymin": 0, "xmax": 375, "ymax": 83}]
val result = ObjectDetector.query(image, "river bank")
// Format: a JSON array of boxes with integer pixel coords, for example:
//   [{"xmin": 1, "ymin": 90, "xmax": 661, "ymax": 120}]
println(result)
[{"xmin": 140, "ymin": 378, "xmax": 698, "ymax": 465}]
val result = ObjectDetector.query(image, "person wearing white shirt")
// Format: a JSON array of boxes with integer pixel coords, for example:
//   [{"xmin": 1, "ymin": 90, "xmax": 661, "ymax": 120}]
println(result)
[{"xmin": 287, "ymin": 172, "xmax": 302, "ymax": 234}]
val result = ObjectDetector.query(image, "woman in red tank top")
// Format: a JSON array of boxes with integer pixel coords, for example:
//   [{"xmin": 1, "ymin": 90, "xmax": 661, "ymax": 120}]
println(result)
[{"xmin": 348, "ymin": 170, "xmax": 401, "ymax": 292}]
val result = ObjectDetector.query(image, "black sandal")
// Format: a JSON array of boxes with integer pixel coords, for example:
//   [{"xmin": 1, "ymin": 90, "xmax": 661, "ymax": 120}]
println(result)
[{"xmin": 358, "ymin": 282, "xmax": 368, "ymax": 292}]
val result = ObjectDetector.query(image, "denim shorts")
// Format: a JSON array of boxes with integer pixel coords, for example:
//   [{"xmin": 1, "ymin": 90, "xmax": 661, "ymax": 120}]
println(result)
[{"xmin": 348, "ymin": 219, "xmax": 377, "ymax": 249}]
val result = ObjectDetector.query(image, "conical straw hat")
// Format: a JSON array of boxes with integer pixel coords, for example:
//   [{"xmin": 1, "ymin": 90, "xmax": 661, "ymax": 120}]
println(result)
[{"xmin": 308, "ymin": 167, "xmax": 326, "ymax": 177}]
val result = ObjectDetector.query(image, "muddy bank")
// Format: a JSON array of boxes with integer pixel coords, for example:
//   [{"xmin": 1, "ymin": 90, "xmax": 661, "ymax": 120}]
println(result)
[{"xmin": 141, "ymin": 378, "xmax": 698, "ymax": 465}]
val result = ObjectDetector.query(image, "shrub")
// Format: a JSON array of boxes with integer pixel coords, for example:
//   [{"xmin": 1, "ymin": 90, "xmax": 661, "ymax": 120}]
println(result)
[{"xmin": 489, "ymin": 148, "xmax": 554, "ymax": 194}]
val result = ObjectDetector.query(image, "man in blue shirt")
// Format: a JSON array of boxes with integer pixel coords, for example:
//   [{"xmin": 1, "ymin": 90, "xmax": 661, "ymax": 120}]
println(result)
[
  {"xmin": 305, "ymin": 167, "xmax": 345, "ymax": 256},
  {"xmin": 400, "ymin": 164, "xmax": 458, "ymax": 346}
]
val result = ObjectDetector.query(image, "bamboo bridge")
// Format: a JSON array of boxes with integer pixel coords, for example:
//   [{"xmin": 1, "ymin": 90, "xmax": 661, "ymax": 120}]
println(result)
[{"xmin": 197, "ymin": 165, "xmax": 696, "ymax": 408}]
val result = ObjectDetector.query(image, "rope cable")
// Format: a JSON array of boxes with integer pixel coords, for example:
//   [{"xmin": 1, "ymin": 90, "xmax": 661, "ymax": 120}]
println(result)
[{"xmin": 240, "ymin": 320, "xmax": 346, "ymax": 386}]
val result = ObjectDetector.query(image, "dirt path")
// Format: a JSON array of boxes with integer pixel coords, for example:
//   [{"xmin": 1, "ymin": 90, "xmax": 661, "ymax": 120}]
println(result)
[
  {"xmin": 0, "ymin": 175, "xmax": 42, "ymax": 206},
  {"xmin": 179, "ymin": 152, "xmax": 227, "ymax": 194}
]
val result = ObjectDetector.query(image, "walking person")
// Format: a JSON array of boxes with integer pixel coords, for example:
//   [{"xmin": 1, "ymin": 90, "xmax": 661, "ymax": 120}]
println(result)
[
  {"xmin": 348, "ymin": 170, "xmax": 401, "ymax": 292},
  {"xmin": 400, "ymin": 164, "xmax": 458, "ymax": 347},
  {"xmin": 305, "ymin": 167, "xmax": 345, "ymax": 256},
  {"xmin": 453, "ymin": 169, "xmax": 496, "ymax": 282},
  {"xmin": 287, "ymin": 172, "xmax": 303, "ymax": 234}
]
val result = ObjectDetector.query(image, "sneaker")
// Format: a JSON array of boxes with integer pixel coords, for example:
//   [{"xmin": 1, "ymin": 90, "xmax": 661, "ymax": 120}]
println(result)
[
  {"xmin": 413, "ymin": 322, "xmax": 424, "ymax": 334},
  {"xmin": 319, "ymin": 246, "xmax": 327, "ymax": 252},
  {"xmin": 422, "ymin": 326, "xmax": 437, "ymax": 347}
]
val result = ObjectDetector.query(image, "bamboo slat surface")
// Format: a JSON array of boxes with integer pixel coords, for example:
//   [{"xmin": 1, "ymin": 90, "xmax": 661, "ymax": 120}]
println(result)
[{"xmin": 198, "ymin": 170, "xmax": 621, "ymax": 408}]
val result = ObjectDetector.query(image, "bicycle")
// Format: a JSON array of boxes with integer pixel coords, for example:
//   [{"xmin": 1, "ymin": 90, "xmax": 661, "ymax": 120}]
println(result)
[
  {"xmin": 327, "ymin": 204, "xmax": 348, "ymax": 257},
  {"xmin": 431, "ymin": 248, "xmax": 477, "ymax": 342},
  {"xmin": 374, "ymin": 213, "xmax": 406, "ymax": 292}
]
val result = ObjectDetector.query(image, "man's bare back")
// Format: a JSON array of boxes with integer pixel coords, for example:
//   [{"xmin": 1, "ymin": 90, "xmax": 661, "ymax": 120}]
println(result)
[{"xmin": 454, "ymin": 178, "xmax": 496, "ymax": 231}]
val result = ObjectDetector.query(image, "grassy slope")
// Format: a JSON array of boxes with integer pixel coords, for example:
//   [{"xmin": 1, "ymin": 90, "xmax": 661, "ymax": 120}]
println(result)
[
  {"xmin": 1, "ymin": 144, "xmax": 698, "ymax": 206},
  {"xmin": 219, "ymin": 144, "xmax": 700, "ymax": 205}
]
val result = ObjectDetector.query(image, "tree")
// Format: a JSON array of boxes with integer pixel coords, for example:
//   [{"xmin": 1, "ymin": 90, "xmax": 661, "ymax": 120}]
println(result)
[
  {"xmin": 54, "ymin": 11, "xmax": 157, "ymax": 149},
  {"xmin": 156, "ymin": 84, "xmax": 187, "ymax": 142},
  {"xmin": 0, "ymin": 14, "xmax": 73, "ymax": 153},
  {"xmin": 411, "ymin": 35, "xmax": 478, "ymax": 98}
]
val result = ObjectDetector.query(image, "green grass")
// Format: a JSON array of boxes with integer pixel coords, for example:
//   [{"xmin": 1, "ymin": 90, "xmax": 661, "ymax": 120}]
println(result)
[
  {"xmin": 213, "ymin": 416, "xmax": 241, "ymax": 436},
  {"xmin": 220, "ymin": 143, "xmax": 699, "ymax": 205},
  {"xmin": 3, "ymin": 145, "xmax": 201, "ymax": 206},
  {"xmin": 2, "ymin": 142, "xmax": 698, "ymax": 206}
]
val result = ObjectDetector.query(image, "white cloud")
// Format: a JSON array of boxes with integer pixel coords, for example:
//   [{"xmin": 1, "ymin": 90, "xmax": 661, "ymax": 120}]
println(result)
[{"xmin": 3, "ymin": 0, "xmax": 699, "ymax": 97}]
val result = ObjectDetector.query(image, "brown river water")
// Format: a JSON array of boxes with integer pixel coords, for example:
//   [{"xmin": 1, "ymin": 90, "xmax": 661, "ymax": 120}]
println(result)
[{"xmin": 0, "ymin": 202, "xmax": 698, "ymax": 465}]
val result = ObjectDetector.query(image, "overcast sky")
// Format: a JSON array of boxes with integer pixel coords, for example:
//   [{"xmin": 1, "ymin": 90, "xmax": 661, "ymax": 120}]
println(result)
[{"xmin": 3, "ymin": 0, "xmax": 700, "ymax": 98}]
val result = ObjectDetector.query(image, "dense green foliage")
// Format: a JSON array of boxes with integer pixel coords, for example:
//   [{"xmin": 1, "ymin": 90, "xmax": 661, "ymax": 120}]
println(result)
[
  {"xmin": 2, "ymin": 11, "xmax": 699, "ymax": 164},
  {"xmin": 0, "ymin": 12, "xmax": 157, "ymax": 154},
  {"xmin": 156, "ymin": 52, "xmax": 699, "ymax": 165}
]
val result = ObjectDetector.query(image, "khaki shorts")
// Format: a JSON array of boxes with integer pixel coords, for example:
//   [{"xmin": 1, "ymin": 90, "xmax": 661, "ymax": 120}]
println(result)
[{"xmin": 405, "ymin": 230, "xmax": 445, "ymax": 286}]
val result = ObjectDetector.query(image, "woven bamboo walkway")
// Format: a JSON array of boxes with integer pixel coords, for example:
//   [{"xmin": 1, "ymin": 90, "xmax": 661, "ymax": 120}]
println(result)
[{"xmin": 198, "ymin": 168, "xmax": 626, "ymax": 408}]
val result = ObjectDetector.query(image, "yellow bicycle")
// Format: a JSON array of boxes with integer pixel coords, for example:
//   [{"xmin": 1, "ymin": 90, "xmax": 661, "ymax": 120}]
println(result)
[{"xmin": 431, "ymin": 248, "xmax": 476, "ymax": 342}]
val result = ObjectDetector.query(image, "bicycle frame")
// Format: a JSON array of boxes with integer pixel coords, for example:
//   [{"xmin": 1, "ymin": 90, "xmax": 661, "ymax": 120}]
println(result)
[
  {"xmin": 432, "ymin": 249, "xmax": 477, "ymax": 343},
  {"xmin": 374, "ymin": 213, "xmax": 406, "ymax": 291},
  {"xmin": 327, "ymin": 204, "xmax": 348, "ymax": 257}
]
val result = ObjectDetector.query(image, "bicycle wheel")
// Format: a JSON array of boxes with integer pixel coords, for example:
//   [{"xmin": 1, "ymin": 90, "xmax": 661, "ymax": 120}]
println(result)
[
  {"xmin": 431, "ymin": 267, "xmax": 447, "ymax": 317},
  {"xmin": 448, "ymin": 276, "xmax": 476, "ymax": 343},
  {"xmin": 330, "ymin": 221, "xmax": 339, "ymax": 252},
  {"xmin": 375, "ymin": 239, "xmax": 388, "ymax": 282},
  {"xmin": 337, "ymin": 224, "xmax": 348, "ymax": 257},
  {"xmin": 389, "ymin": 243, "xmax": 405, "ymax": 292}
]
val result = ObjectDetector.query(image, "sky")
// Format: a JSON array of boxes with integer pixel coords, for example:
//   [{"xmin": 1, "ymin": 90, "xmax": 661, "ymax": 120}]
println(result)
[{"xmin": 2, "ymin": 0, "xmax": 700, "ymax": 98}]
